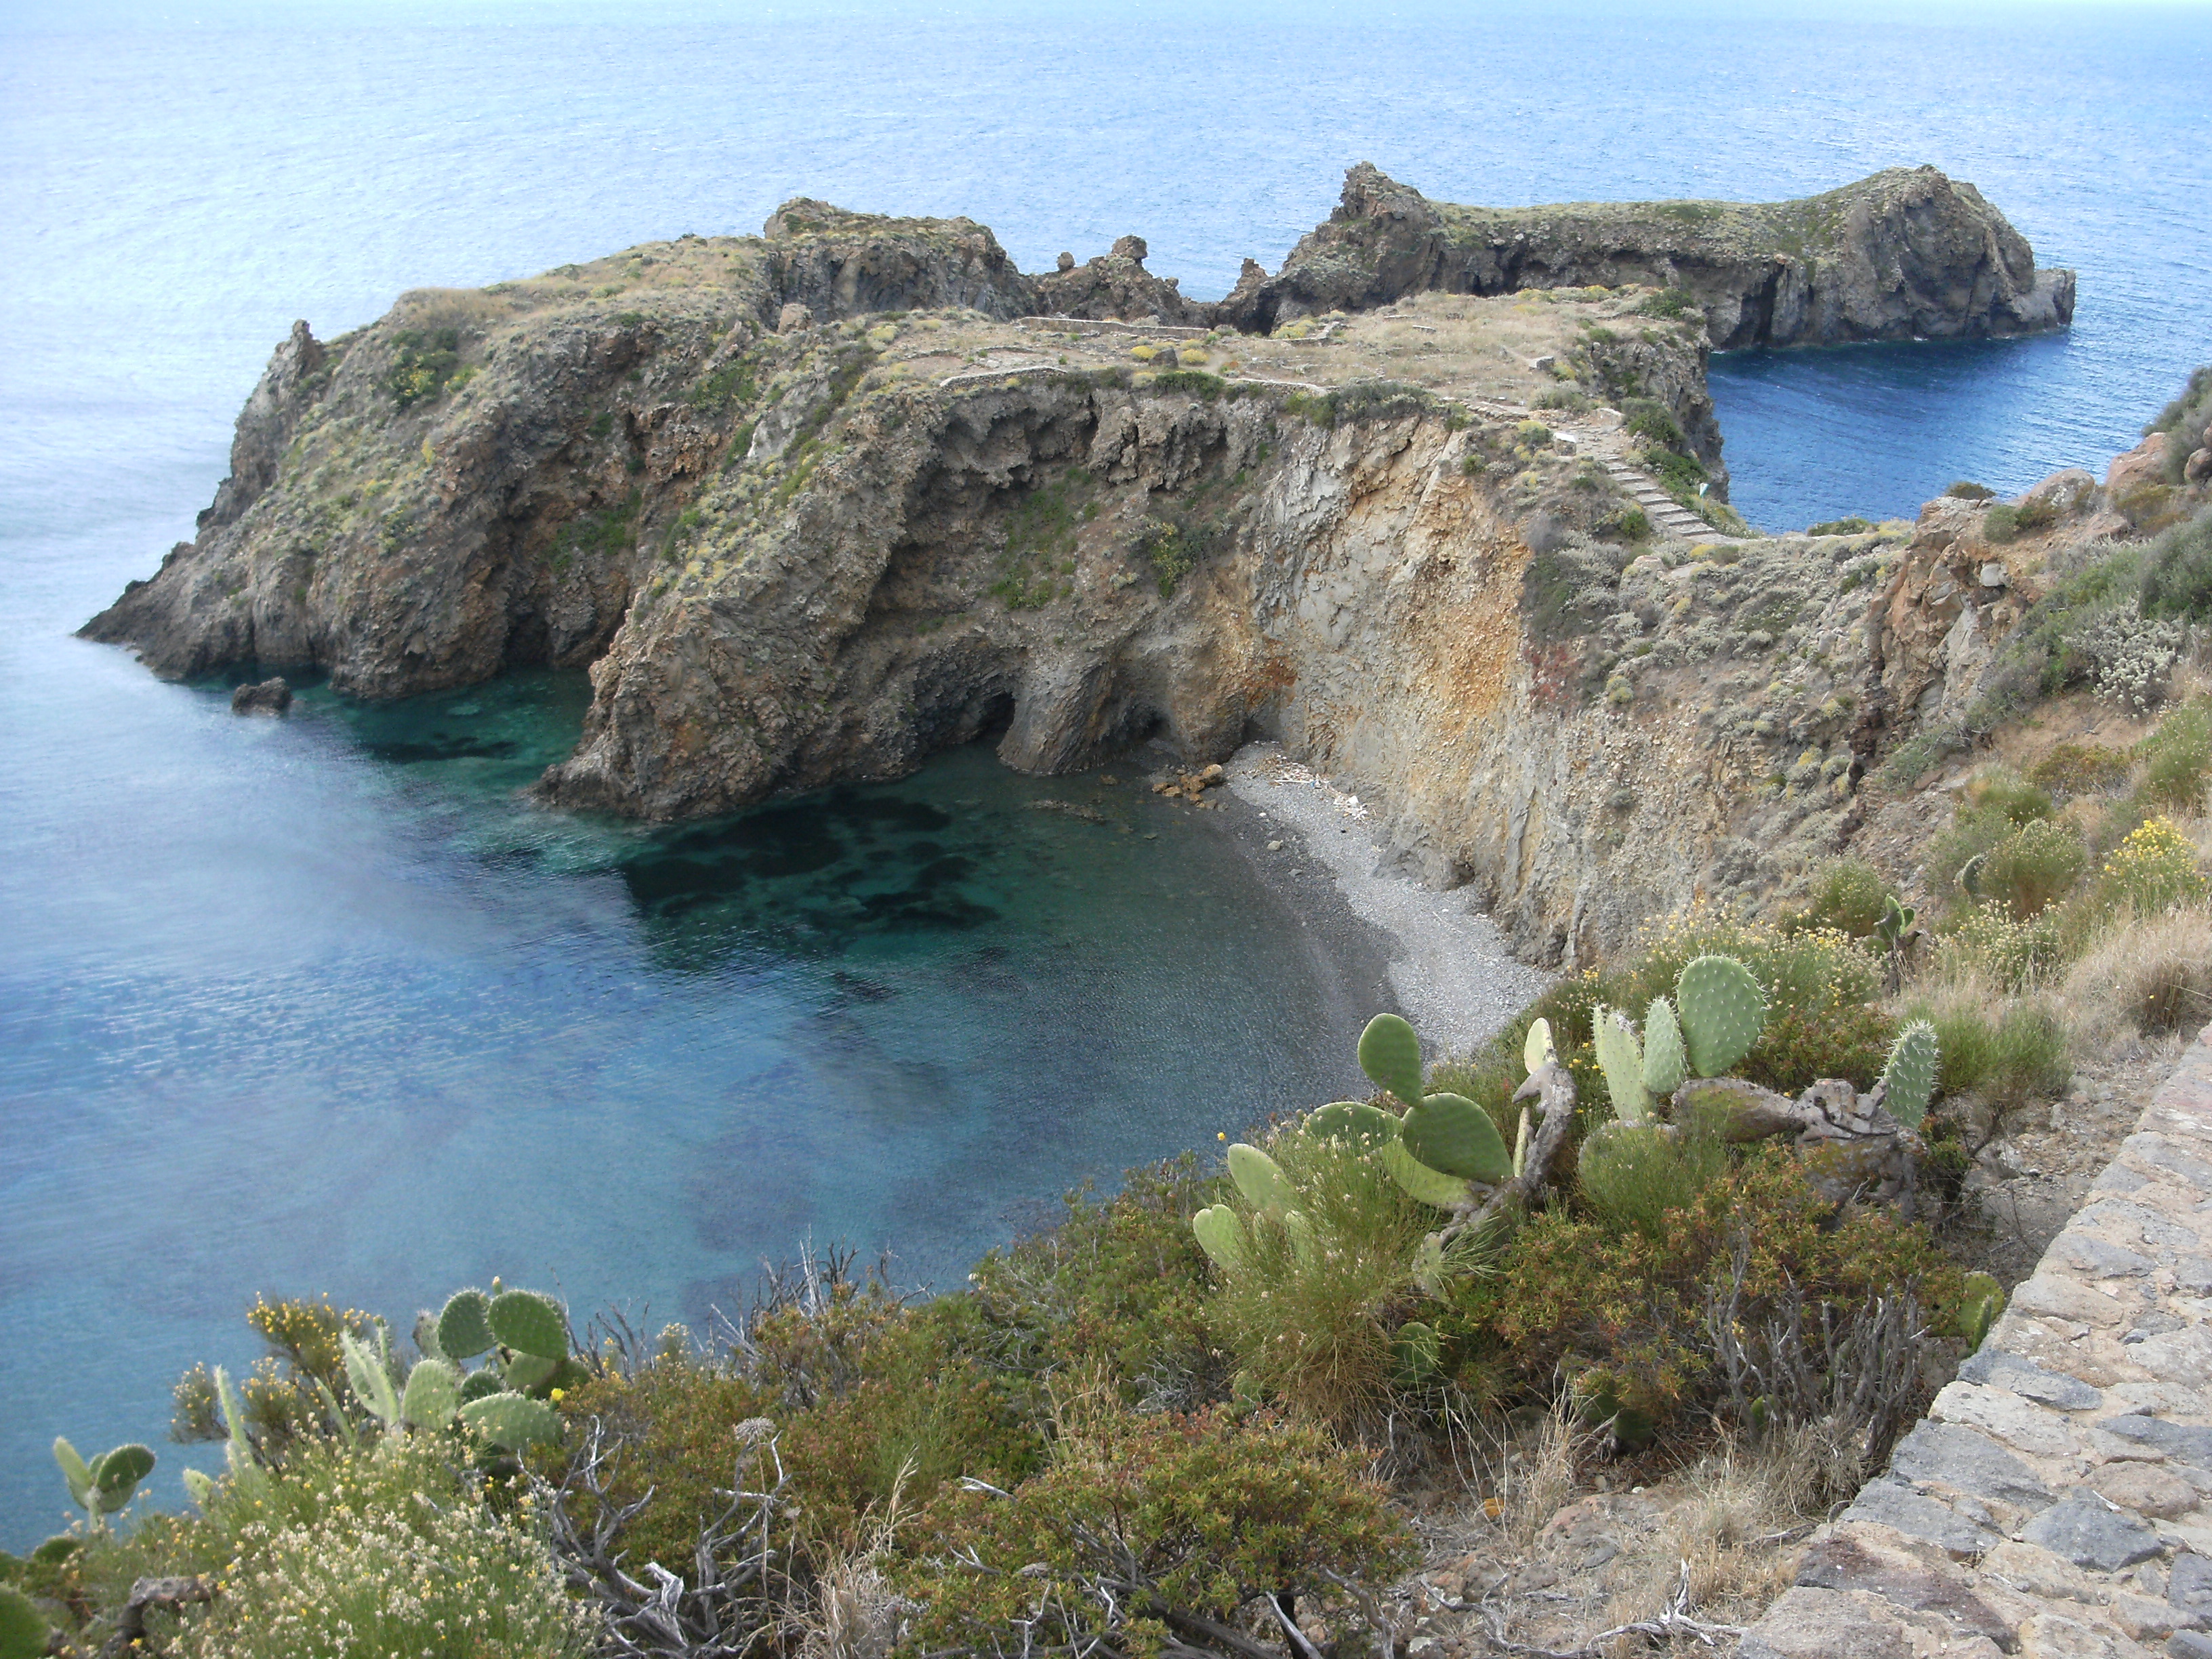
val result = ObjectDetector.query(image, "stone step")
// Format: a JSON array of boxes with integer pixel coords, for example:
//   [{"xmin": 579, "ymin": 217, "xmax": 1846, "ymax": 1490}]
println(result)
[{"xmin": 1601, "ymin": 459, "xmax": 1741, "ymax": 541}]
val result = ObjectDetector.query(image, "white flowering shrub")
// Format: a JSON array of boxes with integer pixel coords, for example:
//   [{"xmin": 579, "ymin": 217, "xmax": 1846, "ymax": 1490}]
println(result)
[
  {"xmin": 180, "ymin": 1439, "xmax": 594, "ymax": 1659},
  {"xmin": 2068, "ymin": 604, "xmax": 2186, "ymax": 713}
]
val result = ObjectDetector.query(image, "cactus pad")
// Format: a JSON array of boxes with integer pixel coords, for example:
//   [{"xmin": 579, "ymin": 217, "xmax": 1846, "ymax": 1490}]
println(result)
[
  {"xmin": 487, "ymin": 1289, "xmax": 569, "ymax": 1361},
  {"xmin": 459, "ymin": 1391, "xmax": 564, "ymax": 1453},
  {"xmin": 1307, "ymin": 1100, "xmax": 1397, "ymax": 1147},
  {"xmin": 1226, "ymin": 1143, "xmax": 1293, "ymax": 1212},
  {"xmin": 1191, "ymin": 1205, "xmax": 1247, "ymax": 1271},
  {"xmin": 1593, "ymin": 1006, "xmax": 1651, "ymax": 1125},
  {"xmin": 1400, "ymin": 1092, "xmax": 1512, "ymax": 1183},
  {"xmin": 458, "ymin": 1368, "xmax": 507, "ymax": 1404},
  {"xmin": 401, "ymin": 1359, "xmax": 460, "ymax": 1429},
  {"xmin": 1, "ymin": 1584, "xmax": 52, "ymax": 1659},
  {"xmin": 1391, "ymin": 1319, "xmax": 1441, "ymax": 1384},
  {"xmin": 1879, "ymin": 1019, "xmax": 1940, "ymax": 1129},
  {"xmin": 1383, "ymin": 1138, "xmax": 1473, "ymax": 1208},
  {"xmin": 436, "ymin": 1289, "xmax": 495, "ymax": 1360},
  {"xmin": 1358, "ymin": 1012, "xmax": 1425, "ymax": 1105},
  {"xmin": 341, "ymin": 1330, "xmax": 400, "ymax": 1427},
  {"xmin": 1641, "ymin": 997, "xmax": 1687, "ymax": 1096},
  {"xmin": 1675, "ymin": 955, "xmax": 1765, "ymax": 1077},
  {"xmin": 1282, "ymin": 1207, "xmax": 1316, "ymax": 1265},
  {"xmin": 1523, "ymin": 1017, "xmax": 1558, "ymax": 1076},
  {"xmin": 1957, "ymin": 1271, "xmax": 2005, "ymax": 1353}
]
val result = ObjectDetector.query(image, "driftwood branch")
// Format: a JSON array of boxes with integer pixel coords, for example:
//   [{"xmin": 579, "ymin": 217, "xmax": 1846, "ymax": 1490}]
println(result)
[
  {"xmin": 102, "ymin": 1576, "xmax": 215, "ymax": 1658},
  {"xmin": 1441, "ymin": 1061, "xmax": 1577, "ymax": 1242}
]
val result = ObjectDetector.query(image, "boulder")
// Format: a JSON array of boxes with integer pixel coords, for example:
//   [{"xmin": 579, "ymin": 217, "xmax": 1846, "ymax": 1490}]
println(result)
[
  {"xmin": 230, "ymin": 676, "xmax": 291, "ymax": 714},
  {"xmin": 776, "ymin": 302, "xmax": 814, "ymax": 333},
  {"xmin": 2108, "ymin": 431, "xmax": 2169, "ymax": 495}
]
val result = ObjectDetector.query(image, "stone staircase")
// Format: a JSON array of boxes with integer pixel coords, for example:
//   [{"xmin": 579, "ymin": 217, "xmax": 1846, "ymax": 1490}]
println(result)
[{"xmin": 1601, "ymin": 458, "xmax": 1740, "ymax": 542}]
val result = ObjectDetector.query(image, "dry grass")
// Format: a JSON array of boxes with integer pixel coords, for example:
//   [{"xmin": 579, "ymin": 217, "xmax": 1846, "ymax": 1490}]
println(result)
[
  {"xmin": 1593, "ymin": 1439, "xmax": 1818, "ymax": 1647},
  {"xmin": 798, "ymin": 1460, "xmax": 914, "ymax": 1659},
  {"xmin": 2061, "ymin": 903, "xmax": 2212, "ymax": 1048}
]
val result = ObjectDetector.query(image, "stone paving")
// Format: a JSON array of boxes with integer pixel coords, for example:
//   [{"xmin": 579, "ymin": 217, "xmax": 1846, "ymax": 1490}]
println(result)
[{"xmin": 1739, "ymin": 1027, "xmax": 2212, "ymax": 1659}]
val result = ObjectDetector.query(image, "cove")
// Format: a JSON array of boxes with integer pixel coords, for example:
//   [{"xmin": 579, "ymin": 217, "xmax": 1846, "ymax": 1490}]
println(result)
[{"xmin": 0, "ymin": 669, "xmax": 1382, "ymax": 1542}]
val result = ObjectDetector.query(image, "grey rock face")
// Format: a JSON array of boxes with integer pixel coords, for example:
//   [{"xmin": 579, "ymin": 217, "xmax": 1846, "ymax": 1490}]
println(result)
[
  {"xmin": 1888, "ymin": 1421, "xmax": 2056, "ymax": 1514},
  {"xmin": 1839, "ymin": 1478, "xmax": 1998, "ymax": 1557},
  {"xmin": 2019, "ymin": 1491, "xmax": 2165, "ymax": 1572},
  {"xmin": 1957, "ymin": 1349, "xmax": 2102, "ymax": 1410},
  {"xmin": 1216, "ymin": 163, "xmax": 2074, "ymax": 351}
]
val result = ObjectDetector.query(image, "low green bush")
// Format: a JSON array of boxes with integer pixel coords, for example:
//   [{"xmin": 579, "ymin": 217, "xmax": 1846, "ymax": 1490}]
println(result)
[
  {"xmin": 1790, "ymin": 857, "xmax": 1893, "ymax": 938},
  {"xmin": 2098, "ymin": 815, "xmax": 2210, "ymax": 916},
  {"xmin": 1915, "ymin": 999, "xmax": 2072, "ymax": 1107},
  {"xmin": 1576, "ymin": 1117, "xmax": 1728, "ymax": 1242},
  {"xmin": 1468, "ymin": 1149, "xmax": 1958, "ymax": 1427},
  {"xmin": 1206, "ymin": 1122, "xmax": 1435, "ymax": 1430},
  {"xmin": 905, "ymin": 1404, "xmax": 1414, "ymax": 1659},
  {"xmin": 2027, "ymin": 743, "xmax": 2133, "ymax": 798},
  {"xmin": 2138, "ymin": 506, "xmax": 2212, "ymax": 623},
  {"xmin": 1807, "ymin": 516, "xmax": 1875, "ymax": 537},
  {"xmin": 1979, "ymin": 817, "xmax": 2088, "ymax": 919},
  {"xmin": 2137, "ymin": 703, "xmax": 2211, "ymax": 811},
  {"xmin": 1930, "ymin": 902, "xmax": 2067, "ymax": 991},
  {"xmin": 1946, "ymin": 481, "xmax": 1996, "ymax": 501}
]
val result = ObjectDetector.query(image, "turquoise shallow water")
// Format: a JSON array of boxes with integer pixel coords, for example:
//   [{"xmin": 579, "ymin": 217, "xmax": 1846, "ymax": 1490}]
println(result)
[{"xmin": 3, "ymin": 0, "xmax": 2210, "ymax": 1540}]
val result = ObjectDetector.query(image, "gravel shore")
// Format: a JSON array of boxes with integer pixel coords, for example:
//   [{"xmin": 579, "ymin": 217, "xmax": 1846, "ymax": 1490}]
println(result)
[{"xmin": 1214, "ymin": 741, "xmax": 1551, "ymax": 1054}]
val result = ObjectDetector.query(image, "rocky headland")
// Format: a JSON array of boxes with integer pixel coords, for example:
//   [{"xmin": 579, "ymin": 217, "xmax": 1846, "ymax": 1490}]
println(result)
[{"xmin": 84, "ymin": 166, "xmax": 2103, "ymax": 965}]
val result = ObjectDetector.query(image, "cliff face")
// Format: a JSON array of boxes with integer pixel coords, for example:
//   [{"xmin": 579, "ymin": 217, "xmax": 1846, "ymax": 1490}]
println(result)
[
  {"xmin": 81, "ymin": 180, "xmax": 2112, "ymax": 964},
  {"xmin": 1217, "ymin": 163, "xmax": 2076, "ymax": 351}
]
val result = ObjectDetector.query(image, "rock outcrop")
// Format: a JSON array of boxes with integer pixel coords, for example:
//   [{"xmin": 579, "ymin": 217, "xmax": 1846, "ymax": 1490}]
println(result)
[
  {"xmin": 1031, "ymin": 235, "xmax": 1208, "ymax": 326},
  {"xmin": 1215, "ymin": 163, "xmax": 2076, "ymax": 350},
  {"xmin": 78, "ymin": 182, "xmax": 2131, "ymax": 964}
]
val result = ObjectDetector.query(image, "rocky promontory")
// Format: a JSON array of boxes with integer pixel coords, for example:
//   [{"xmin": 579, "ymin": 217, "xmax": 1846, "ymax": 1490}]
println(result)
[
  {"xmin": 83, "ymin": 170, "xmax": 2105, "ymax": 963},
  {"xmin": 1217, "ymin": 163, "xmax": 2076, "ymax": 350}
]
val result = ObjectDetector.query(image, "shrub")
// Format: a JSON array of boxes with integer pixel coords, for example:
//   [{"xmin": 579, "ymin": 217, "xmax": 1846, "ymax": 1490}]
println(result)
[
  {"xmin": 386, "ymin": 327, "xmax": 466, "ymax": 409},
  {"xmin": 2147, "ymin": 366, "xmax": 2212, "ymax": 485},
  {"xmin": 2137, "ymin": 704, "xmax": 2211, "ymax": 811},
  {"xmin": 1965, "ymin": 767, "xmax": 2055, "ymax": 827},
  {"xmin": 179, "ymin": 1439, "xmax": 594, "ymax": 1659},
  {"xmin": 966, "ymin": 1153, "xmax": 1217, "ymax": 1399},
  {"xmin": 2072, "ymin": 605, "xmax": 2185, "ymax": 712},
  {"xmin": 1807, "ymin": 516, "xmax": 1875, "ymax": 537},
  {"xmin": 1645, "ymin": 447, "xmax": 1708, "ymax": 494},
  {"xmin": 906, "ymin": 1404, "xmax": 1415, "ymax": 1659},
  {"xmin": 1515, "ymin": 419, "xmax": 1554, "ymax": 448},
  {"xmin": 1576, "ymin": 1118, "xmax": 1728, "ymax": 1242},
  {"xmin": 1979, "ymin": 817, "xmax": 2088, "ymax": 918},
  {"xmin": 1930, "ymin": 902, "xmax": 2066, "ymax": 992},
  {"xmin": 1624, "ymin": 400, "xmax": 1687, "ymax": 450},
  {"xmin": 1984, "ymin": 504, "xmax": 2021, "ymax": 542},
  {"xmin": 1597, "ymin": 505, "xmax": 1652, "ymax": 542},
  {"xmin": 1791, "ymin": 857, "xmax": 1893, "ymax": 938},
  {"xmin": 1206, "ymin": 1124, "xmax": 1435, "ymax": 1429},
  {"xmin": 1912, "ymin": 996, "xmax": 2072, "ymax": 1107},
  {"xmin": 1926, "ymin": 802, "xmax": 2032, "ymax": 898},
  {"xmin": 2138, "ymin": 506, "xmax": 2212, "ymax": 622},
  {"xmin": 2028, "ymin": 743, "xmax": 2133, "ymax": 798},
  {"xmin": 2099, "ymin": 815, "xmax": 2209, "ymax": 914},
  {"xmin": 1946, "ymin": 481, "xmax": 1996, "ymax": 501},
  {"xmin": 1471, "ymin": 1149, "xmax": 1957, "ymax": 1426}
]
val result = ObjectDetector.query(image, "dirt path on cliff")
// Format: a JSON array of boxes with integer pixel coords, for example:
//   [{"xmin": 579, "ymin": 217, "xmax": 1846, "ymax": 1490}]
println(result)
[{"xmin": 1213, "ymin": 741, "xmax": 1551, "ymax": 1055}]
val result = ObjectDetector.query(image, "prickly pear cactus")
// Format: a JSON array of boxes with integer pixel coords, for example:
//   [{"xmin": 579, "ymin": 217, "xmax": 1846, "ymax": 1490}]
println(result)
[
  {"xmin": 1191, "ymin": 1205, "xmax": 1248, "ymax": 1271},
  {"xmin": 1226, "ymin": 1143, "xmax": 1293, "ymax": 1212},
  {"xmin": 1675, "ymin": 955, "xmax": 1765, "ymax": 1078},
  {"xmin": 1593, "ymin": 1006, "xmax": 1652, "ymax": 1125},
  {"xmin": 1957, "ymin": 1270, "xmax": 2005, "ymax": 1353},
  {"xmin": 1523, "ymin": 1017, "xmax": 1557, "ymax": 1076},
  {"xmin": 1307, "ymin": 1100, "xmax": 1397, "ymax": 1148},
  {"xmin": 487, "ymin": 1290, "xmax": 569, "ymax": 1361},
  {"xmin": 1400, "ymin": 1092, "xmax": 1512, "ymax": 1183},
  {"xmin": 1383, "ymin": 1139, "xmax": 1473, "ymax": 1208},
  {"xmin": 342, "ymin": 1330, "xmax": 402, "ymax": 1429},
  {"xmin": 1391, "ymin": 1320, "xmax": 1441, "ymax": 1384},
  {"xmin": 1879, "ymin": 1020, "xmax": 1940, "ymax": 1129},
  {"xmin": 1641, "ymin": 996, "xmax": 1686, "ymax": 1096},
  {"xmin": 0, "ymin": 1584, "xmax": 52, "ymax": 1659},
  {"xmin": 437, "ymin": 1289, "xmax": 495, "ymax": 1361},
  {"xmin": 459, "ymin": 1391, "xmax": 564, "ymax": 1453},
  {"xmin": 401, "ymin": 1358, "xmax": 461, "ymax": 1429},
  {"xmin": 1358, "ymin": 1012, "xmax": 1425, "ymax": 1105}
]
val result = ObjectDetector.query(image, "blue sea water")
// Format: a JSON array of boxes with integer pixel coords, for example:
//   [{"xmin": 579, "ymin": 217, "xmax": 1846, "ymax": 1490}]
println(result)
[{"xmin": 2, "ymin": 0, "xmax": 2209, "ymax": 1541}]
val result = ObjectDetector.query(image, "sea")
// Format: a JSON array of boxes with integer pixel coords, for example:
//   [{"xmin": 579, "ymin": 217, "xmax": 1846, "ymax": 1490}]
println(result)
[{"xmin": 1, "ymin": 0, "xmax": 2208, "ymax": 1542}]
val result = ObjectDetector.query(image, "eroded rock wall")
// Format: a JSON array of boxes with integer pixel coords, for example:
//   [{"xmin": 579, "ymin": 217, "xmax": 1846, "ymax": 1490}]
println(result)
[{"xmin": 1217, "ymin": 163, "xmax": 2076, "ymax": 351}]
